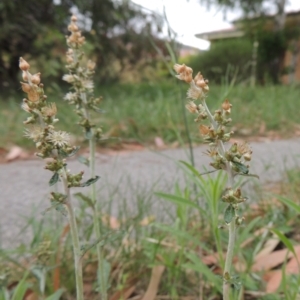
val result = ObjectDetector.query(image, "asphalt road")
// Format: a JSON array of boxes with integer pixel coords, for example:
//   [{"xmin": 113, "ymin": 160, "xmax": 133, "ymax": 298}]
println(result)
[{"xmin": 1, "ymin": 138, "xmax": 300, "ymax": 249}]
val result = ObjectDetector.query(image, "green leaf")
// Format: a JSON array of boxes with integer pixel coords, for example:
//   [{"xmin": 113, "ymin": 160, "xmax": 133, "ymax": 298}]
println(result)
[
  {"xmin": 41, "ymin": 201, "xmax": 67, "ymax": 217},
  {"xmin": 271, "ymin": 229, "xmax": 297, "ymax": 258},
  {"xmin": 0, "ymin": 288, "xmax": 9, "ymax": 300},
  {"xmin": 92, "ymin": 106, "xmax": 105, "ymax": 114},
  {"xmin": 31, "ymin": 266, "xmax": 46, "ymax": 294},
  {"xmin": 78, "ymin": 156, "xmax": 89, "ymax": 167},
  {"xmin": 58, "ymin": 149, "xmax": 68, "ymax": 158},
  {"xmin": 66, "ymin": 146, "xmax": 80, "ymax": 158},
  {"xmin": 232, "ymin": 161, "xmax": 249, "ymax": 174},
  {"xmin": 238, "ymin": 173, "xmax": 259, "ymax": 179},
  {"xmin": 98, "ymin": 259, "xmax": 111, "ymax": 292},
  {"xmin": 49, "ymin": 172, "xmax": 59, "ymax": 186},
  {"xmin": 80, "ymin": 176, "xmax": 100, "ymax": 187},
  {"xmin": 233, "ymin": 280, "xmax": 242, "ymax": 290},
  {"xmin": 224, "ymin": 204, "xmax": 235, "ymax": 224},
  {"xmin": 153, "ymin": 223, "xmax": 211, "ymax": 252},
  {"xmin": 45, "ymin": 289, "xmax": 65, "ymax": 300},
  {"xmin": 277, "ymin": 196, "xmax": 300, "ymax": 214},
  {"xmin": 179, "ymin": 161, "xmax": 202, "ymax": 178},
  {"xmin": 74, "ymin": 192, "xmax": 94, "ymax": 208},
  {"xmin": 11, "ymin": 271, "xmax": 30, "ymax": 300},
  {"xmin": 156, "ymin": 192, "xmax": 203, "ymax": 212}
]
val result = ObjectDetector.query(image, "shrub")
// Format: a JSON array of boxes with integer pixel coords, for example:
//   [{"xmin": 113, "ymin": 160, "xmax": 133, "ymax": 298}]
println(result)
[{"xmin": 186, "ymin": 38, "xmax": 253, "ymax": 84}]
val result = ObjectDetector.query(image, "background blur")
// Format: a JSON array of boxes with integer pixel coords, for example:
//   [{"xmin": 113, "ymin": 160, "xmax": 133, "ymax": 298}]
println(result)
[
  {"xmin": 2, "ymin": 0, "xmax": 300, "ymax": 89},
  {"xmin": 1, "ymin": 0, "xmax": 300, "ymax": 150}
]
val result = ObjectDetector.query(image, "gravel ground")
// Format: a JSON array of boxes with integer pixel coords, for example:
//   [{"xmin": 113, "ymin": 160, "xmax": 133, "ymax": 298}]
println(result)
[{"xmin": 1, "ymin": 138, "xmax": 300, "ymax": 249}]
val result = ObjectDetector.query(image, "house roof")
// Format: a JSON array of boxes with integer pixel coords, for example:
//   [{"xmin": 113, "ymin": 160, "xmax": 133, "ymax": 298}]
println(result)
[
  {"xmin": 196, "ymin": 10, "xmax": 300, "ymax": 42},
  {"xmin": 195, "ymin": 27, "xmax": 244, "ymax": 41}
]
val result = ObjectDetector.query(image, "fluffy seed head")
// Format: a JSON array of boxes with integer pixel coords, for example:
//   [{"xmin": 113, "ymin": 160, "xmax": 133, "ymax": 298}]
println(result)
[
  {"xmin": 24, "ymin": 126, "xmax": 44, "ymax": 142},
  {"xmin": 41, "ymin": 103, "xmax": 57, "ymax": 117},
  {"xmin": 47, "ymin": 131, "xmax": 70, "ymax": 148},
  {"xmin": 62, "ymin": 74, "xmax": 76, "ymax": 83}
]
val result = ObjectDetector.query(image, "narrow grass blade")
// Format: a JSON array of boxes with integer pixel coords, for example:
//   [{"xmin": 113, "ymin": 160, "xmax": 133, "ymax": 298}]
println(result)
[
  {"xmin": 271, "ymin": 229, "xmax": 297, "ymax": 260},
  {"xmin": 11, "ymin": 271, "xmax": 30, "ymax": 300},
  {"xmin": 277, "ymin": 196, "xmax": 300, "ymax": 214},
  {"xmin": 45, "ymin": 289, "xmax": 65, "ymax": 300},
  {"xmin": 179, "ymin": 161, "xmax": 202, "ymax": 178},
  {"xmin": 156, "ymin": 192, "xmax": 205, "ymax": 213},
  {"xmin": 153, "ymin": 223, "xmax": 210, "ymax": 252}
]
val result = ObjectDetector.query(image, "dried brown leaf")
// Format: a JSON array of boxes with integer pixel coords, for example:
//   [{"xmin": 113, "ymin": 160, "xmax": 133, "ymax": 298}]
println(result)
[
  {"xmin": 140, "ymin": 216, "xmax": 155, "ymax": 226},
  {"xmin": 102, "ymin": 215, "xmax": 121, "ymax": 230},
  {"xmin": 110, "ymin": 285, "xmax": 136, "ymax": 300},
  {"xmin": 5, "ymin": 146, "xmax": 28, "ymax": 162},
  {"xmin": 252, "ymin": 245, "xmax": 300, "ymax": 272},
  {"xmin": 265, "ymin": 247, "xmax": 300, "ymax": 293},
  {"xmin": 255, "ymin": 237, "xmax": 280, "ymax": 261},
  {"xmin": 154, "ymin": 137, "xmax": 165, "ymax": 148},
  {"xmin": 141, "ymin": 265, "xmax": 165, "ymax": 300}
]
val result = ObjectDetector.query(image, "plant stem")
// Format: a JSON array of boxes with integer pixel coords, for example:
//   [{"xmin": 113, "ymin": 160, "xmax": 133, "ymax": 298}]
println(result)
[
  {"xmin": 61, "ymin": 169, "xmax": 84, "ymax": 300},
  {"xmin": 179, "ymin": 82, "xmax": 195, "ymax": 167},
  {"xmin": 89, "ymin": 136, "xmax": 108, "ymax": 300},
  {"xmin": 223, "ymin": 219, "xmax": 236, "ymax": 299},
  {"xmin": 80, "ymin": 92, "xmax": 107, "ymax": 299},
  {"xmin": 222, "ymin": 152, "xmax": 236, "ymax": 300}
]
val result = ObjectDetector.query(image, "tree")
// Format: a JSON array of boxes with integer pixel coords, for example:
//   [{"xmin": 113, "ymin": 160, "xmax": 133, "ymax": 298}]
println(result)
[
  {"xmin": 0, "ymin": 0, "xmax": 71, "ymax": 90},
  {"xmin": 0, "ymin": 0, "xmax": 165, "ymax": 91},
  {"xmin": 72, "ymin": 0, "xmax": 165, "ymax": 83},
  {"xmin": 200, "ymin": 0, "xmax": 295, "ymax": 83}
]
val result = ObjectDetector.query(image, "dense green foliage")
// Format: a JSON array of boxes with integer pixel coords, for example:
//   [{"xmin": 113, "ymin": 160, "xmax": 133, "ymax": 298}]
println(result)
[
  {"xmin": 198, "ymin": 0, "xmax": 300, "ymax": 83},
  {"xmin": 186, "ymin": 39, "xmax": 253, "ymax": 84},
  {"xmin": 0, "ymin": 0, "xmax": 70, "ymax": 89},
  {"xmin": 0, "ymin": 0, "xmax": 165, "ymax": 91}
]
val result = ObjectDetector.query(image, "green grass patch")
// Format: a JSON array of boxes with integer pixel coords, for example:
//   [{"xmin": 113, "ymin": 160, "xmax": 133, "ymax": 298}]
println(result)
[
  {"xmin": 1, "ymin": 82, "xmax": 300, "ymax": 150},
  {"xmin": 3, "ymin": 163, "xmax": 300, "ymax": 299}
]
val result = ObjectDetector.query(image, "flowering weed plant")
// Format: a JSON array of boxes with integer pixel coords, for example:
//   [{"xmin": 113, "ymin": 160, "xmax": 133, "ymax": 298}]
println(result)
[
  {"xmin": 19, "ymin": 57, "xmax": 100, "ymax": 300},
  {"xmin": 63, "ymin": 15, "xmax": 109, "ymax": 300},
  {"xmin": 174, "ymin": 63, "xmax": 256, "ymax": 299}
]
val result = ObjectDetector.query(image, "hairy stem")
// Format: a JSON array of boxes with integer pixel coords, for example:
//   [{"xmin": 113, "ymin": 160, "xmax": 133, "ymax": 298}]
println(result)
[
  {"xmin": 81, "ymin": 94, "xmax": 107, "ymax": 300},
  {"xmin": 223, "ymin": 220, "xmax": 236, "ymax": 299},
  {"xmin": 89, "ymin": 136, "xmax": 107, "ymax": 300},
  {"xmin": 61, "ymin": 169, "xmax": 84, "ymax": 300}
]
